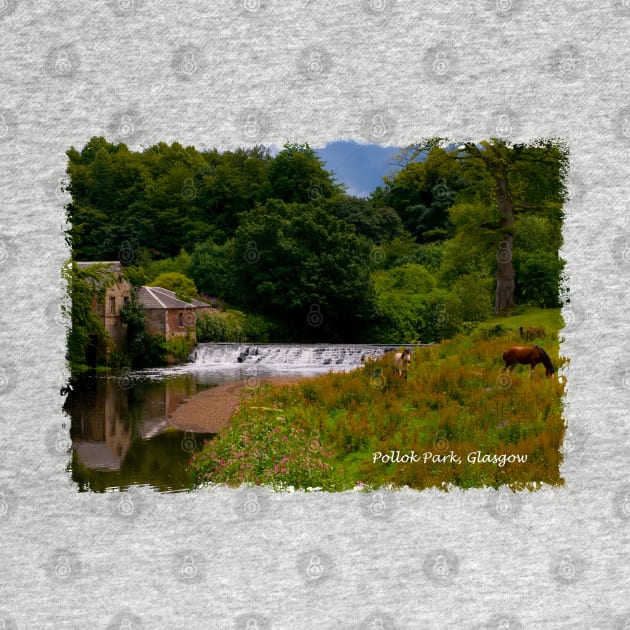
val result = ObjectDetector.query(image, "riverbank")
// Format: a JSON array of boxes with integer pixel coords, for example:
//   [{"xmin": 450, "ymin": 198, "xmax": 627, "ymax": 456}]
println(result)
[
  {"xmin": 168, "ymin": 376, "xmax": 315, "ymax": 433},
  {"xmin": 189, "ymin": 330, "xmax": 566, "ymax": 491}
]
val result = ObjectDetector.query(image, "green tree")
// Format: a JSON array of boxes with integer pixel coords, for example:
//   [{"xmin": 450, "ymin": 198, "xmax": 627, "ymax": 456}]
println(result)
[
  {"xmin": 119, "ymin": 291, "xmax": 167, "ymax": 367},
  {"xmin": 373, "ymin": 145, "xmax": 472, "ymax": 243},
  {"xmin": 368, "ymin": 263, "xmax": 460, "ymax": 342},
  {"xmin": 189, "ymin": 239, "xmax": 238, "ymax": 299},
  {"xmin": 143, "ymin": 249, "xmax": 192, "ymax": 282},
  {"xmin": 266, "ymin": 143, "xmax": 342, "ymax": 204},
  {"xmin": 230, "ymin": 199, "xmax": 375, "ymax": 340},
  {"xmin": 514, "ymin": 253, "xmax": 564, "ymax": 308},
  {"xmin": 453, "ymin": 139, "xmax": 566, "ymax": 314},
  {"xmin": 150, "ymin": 272, "xmax": 198, "ymax": 302},
  {"xmin": 397, "ymin": 138, "xmax": 566, "ymax": 314},
  {"xmin": 63, "ymin": 262, "xmax": 113, "ymax": 377},
  {"xmin": 512, "ymin": 214, "xmax": 564, "ymax": 307},
  {"xmin": 66, "ymin": 138, "xmax": 271, "ymax": 262},
  {"xmin": 326, "ymin": 196, "xmax": 404, "ymax": 243},
  {"xmin": 196, "ymin": 310, "xmax": 246, "ymax": 342}
]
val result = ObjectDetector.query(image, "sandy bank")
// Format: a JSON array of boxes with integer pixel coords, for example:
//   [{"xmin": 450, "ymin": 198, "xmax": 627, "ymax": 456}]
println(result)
[{"xmin": 168, "ymin": 376, "xmax": 314, "ymax": 434}]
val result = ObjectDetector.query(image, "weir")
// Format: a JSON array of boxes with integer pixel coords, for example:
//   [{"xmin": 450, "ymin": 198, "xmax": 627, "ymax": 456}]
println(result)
[{"xmin": 188, "ymin": 343, "xmax": 424, "ymax": 367}]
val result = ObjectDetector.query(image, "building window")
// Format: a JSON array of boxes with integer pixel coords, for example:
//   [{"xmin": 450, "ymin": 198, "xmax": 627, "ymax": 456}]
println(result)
[
  {"xmin": 109, "ymin": 296, "xmax": 116, "ymax": 314},
  {"xmin": 178, "ymin": 312, "xmax": 184, "ymax": 327},
  {"xmin": 123, "ymin": 296, "xmax": 129, "ymax": 307}
]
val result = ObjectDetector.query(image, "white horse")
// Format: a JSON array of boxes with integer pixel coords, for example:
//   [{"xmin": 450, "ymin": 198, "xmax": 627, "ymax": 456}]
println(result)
[{"xmin": 393, "ymin": 349, "xmax": 412, "ymax": 379}]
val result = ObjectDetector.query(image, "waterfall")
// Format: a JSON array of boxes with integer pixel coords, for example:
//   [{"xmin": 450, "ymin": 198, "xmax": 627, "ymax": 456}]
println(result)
[{"xmin": 188, "ymin": 343, "xmax": 420, "ymax": 367}]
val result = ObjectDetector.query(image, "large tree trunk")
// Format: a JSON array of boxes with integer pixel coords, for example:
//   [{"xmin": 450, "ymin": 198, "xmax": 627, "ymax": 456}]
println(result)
[{"xmin": 494, "ymin": 176, "xmax": 516, "ymax": 314}]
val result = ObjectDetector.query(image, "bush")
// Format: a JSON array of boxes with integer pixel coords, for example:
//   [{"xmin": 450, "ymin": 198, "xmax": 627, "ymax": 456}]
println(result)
[
  {"xmin": 514, "ymin": 252, "xmax": 564, "ymax": 308},
  {"xmin": 443, "ymin": 273, "xmax": 493, "ymax": 324},
  {"xmin": 144, "ymin": 249, "xmax": 192, "ymax": 282},
  {"xmin": 142, "ymin": 334, "xmax": 168, "ymax": 366},
  {"xmin": 166, "ymin": 334, "xmax": 196, "ymax": 363},
  {"xmin": 477, "ymin": 324, "xmax": 509, "ymax": 339},
  {"xmin": 243, "ymin": 313, "xmax": 278, "ymax": 342},
  {"xmin": 196, "ymin": 310, "xmax": 246, "ymax": 342},
  {"xmin": 189, "ymin": 403, "xmax": 341, "ymax": 490},
  {"xmin": 107, "ymin": 350, "xmax": 131, "ymax": 369},
  {"xmin": 150, "ymin": 272, "xmax": 198, "ymax": 303}
]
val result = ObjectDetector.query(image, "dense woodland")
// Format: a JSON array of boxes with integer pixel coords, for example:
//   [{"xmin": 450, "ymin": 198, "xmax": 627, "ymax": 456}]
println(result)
[{"xmin": 66, "ymin": 137, "xmax": 567, "ymax": 354}]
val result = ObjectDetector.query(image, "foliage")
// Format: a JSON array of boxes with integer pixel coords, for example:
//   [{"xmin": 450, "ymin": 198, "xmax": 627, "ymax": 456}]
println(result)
[
  {"xmin": 242, "ymin": 313, "xmax": 279, "ymax": 342},
  {"xmin": 143, "ymin": 249, "xmax": 192, "ymax": 282},
  {"xmin": 514, "ymin": 252, "xmax": 564, "ymax": 308},
  {"xmin": 190, "ymin": 328, "xmax": 566, "ymax": 491},
  {"xmin": 66, "ymin": 138, "xmax": 272, "ymax": 260},
  {"xmin": 189, "ymin": 406, "xmax": 340, "ymax": 490},
  {"xmin": 63, "ymin": 261, "xmax": 113, "ymax": 379},
  {"xmin": 375, "ymin": 145, "xmax": 477, "ymax": 242},
  {"xmin": 189, "ymin": 239, "xmax": 237, "ymax": 298},
  {"xmin": 367, "ymin": 264, "xmax": 461, "ymax": 343},
  {"xmin": 149, "ymin": 272, "xmax": 198, "ymax": 303},
  {"xmin": 442, "ymin": 273, "xmax": 494, "ymax": 323},
  {"xmin": 141, "ymin": 335, "xmax": 168, "ymax": 366},
  {"xmin": 265, "ymin": 142, "xmax": 342, "ymax": 204},
  {"xmin": 122, "ymin": 265, "xmax": 149, "ymax": 287},
  {"xmin": 119, "ymin": 289, "xmax": 146, "ymax": 365},
  {"xmin": 512, "ymin": 214, "xmax": 564, "ymax": 308},
  {"xmin": 230, "ymin": 199, "xmax": 376, "ymax": 340},
  {"xmin": 326, "ymin": 196, "xmax": 404, "ymax": 243},
  {"xmin": 119, "ymin": 292, "xmax": 168, "ymax": 367},
  {"xmin": 165, "ymin": 334, "xmax": 196, "ymax": 363},
  {"xmin": 196, "ymin": 310, "xmax": 246, "ymax": 342},
  {"xmin": 195, "ymin": 309, "xmax": 279, "ymax": 343},
  {"xmin": 439, "ymin": 202, "xmax": 498, "ymax": 285},
  {"xmin": 66, "ymin": 137, "xmax": 567, "ymax": 346}
]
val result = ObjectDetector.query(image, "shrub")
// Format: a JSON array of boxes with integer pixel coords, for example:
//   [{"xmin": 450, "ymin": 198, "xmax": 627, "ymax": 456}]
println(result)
[
  {"xmin": 447, "ymin": 273, "xmax": 493, "ymax": 323},
  {"xmin": 166, "ymin": 334, "xmax": 196, "ymax": 363},
  {"xmin": 196, "ymin": 310, "xmax": 246, "ymax": 342},
  {"xmin": 142, "ymin": 334, "xmax": 168, "ymax": 366},
  {"xmin": 243, "ymin": 313, "xmax": 278, "ymax": 342},
  {"xmin": 514, "ymin": 252, "xmax": 564, "ymax": 308},
  {"xmin": 477, "ymin": 324, "xmax": 510, "ymax": 339},
  {"xmin": 150, "ymin": 272, "xmax": 198, "ymax": 303},
  {"xmin": 107, "ymin": 350, "xmax": 131, "ymax": 369}
]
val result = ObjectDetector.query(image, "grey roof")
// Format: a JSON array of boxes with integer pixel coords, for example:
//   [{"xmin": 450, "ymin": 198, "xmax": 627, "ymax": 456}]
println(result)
[
  {"xmin": 137, "ymin": 286, "xmax": 196, "ymax": 310},
  {"xmin": 190, "ymin": 298, "xmax": 212, "ymax": 308}
]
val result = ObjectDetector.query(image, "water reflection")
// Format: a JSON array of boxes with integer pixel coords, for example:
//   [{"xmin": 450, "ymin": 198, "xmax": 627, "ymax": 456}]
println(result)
[
  {"xmin": 63, "ymin": 360, "xmax": 358, "ymax": 493},
  {"xmin": 64, "ymin": 373, "xmax": 215, "ymax": 493}
]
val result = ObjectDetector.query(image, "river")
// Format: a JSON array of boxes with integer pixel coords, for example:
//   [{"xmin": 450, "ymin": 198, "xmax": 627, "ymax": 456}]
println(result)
[{"xmin": 64, "ymin": 343, "xmax": 415, "ymax": 493}]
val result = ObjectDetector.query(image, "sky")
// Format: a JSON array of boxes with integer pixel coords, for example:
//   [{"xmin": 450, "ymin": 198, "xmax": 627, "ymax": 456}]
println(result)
[
  {"xmin": 269, "ymin": 140, "xmax": 403, "ymax": 199},
  {"xmin": 314, "ymin": 141, "xmax": 402, "ymax": 198}
]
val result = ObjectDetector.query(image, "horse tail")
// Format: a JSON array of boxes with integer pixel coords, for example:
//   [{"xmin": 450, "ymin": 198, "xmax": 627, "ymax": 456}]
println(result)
[{"xmin": 535, "ymin": 345, "xmax": 554, "ymax": 374}]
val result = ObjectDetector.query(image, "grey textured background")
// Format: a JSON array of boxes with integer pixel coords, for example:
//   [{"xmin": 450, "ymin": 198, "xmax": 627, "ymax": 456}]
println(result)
[{"xmin": 1, "ymin": 1, "xmax": 629, "ymax": 628}]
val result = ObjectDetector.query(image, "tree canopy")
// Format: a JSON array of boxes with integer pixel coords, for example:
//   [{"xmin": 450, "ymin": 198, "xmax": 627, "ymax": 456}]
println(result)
[{"xmin": 65, "ymin": 136, "xmax": 567, "ymax": 344}]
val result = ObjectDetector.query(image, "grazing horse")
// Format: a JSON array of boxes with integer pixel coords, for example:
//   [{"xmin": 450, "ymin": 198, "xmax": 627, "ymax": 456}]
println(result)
[
  {"xmin": 502, "ymin": 345, "xmax": 554, "ymax": 378},
  {"xmin": 393, "ymin": 349, "xmax": 412, "ymax": 379}
]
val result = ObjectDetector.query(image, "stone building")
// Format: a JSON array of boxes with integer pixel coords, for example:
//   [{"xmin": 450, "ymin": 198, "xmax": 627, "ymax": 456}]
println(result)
[
  {"xmin": 76, "ymin": 261, "xmax": 132, "ymax": 364},
  {"xmin": 76, "ymin": 262, "xmax": 216, "ymax": 364},
  {"xmin": 136, "ymin": 286, "xmax": 199, "ymax": 342}
]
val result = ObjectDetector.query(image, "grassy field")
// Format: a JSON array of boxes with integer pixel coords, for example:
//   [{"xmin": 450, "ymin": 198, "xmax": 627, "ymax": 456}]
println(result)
[
  {"xmin": 481, "ymin": 306, "xmax": 563, "ymax": 333},
  {"xmin": 190, "ymin": 309, "xmax": 566, "ymax": 492}
]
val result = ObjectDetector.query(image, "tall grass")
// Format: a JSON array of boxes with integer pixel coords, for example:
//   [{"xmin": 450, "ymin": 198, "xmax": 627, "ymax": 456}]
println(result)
[{"xmin": 190, "ymin": 325, "xmax": 566, "ymax": 492}]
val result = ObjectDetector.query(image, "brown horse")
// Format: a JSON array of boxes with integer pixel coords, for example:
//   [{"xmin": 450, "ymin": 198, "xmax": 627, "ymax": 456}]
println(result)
[{"xmin": 502, "ymin": 345, "xmax": 554, "ymax": 378}]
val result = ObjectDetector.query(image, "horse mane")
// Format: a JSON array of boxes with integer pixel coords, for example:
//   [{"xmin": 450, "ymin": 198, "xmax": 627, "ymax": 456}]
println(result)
[{"xmin": 535, "ymin": 345, "xmax": 554, "ymax": 373}]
